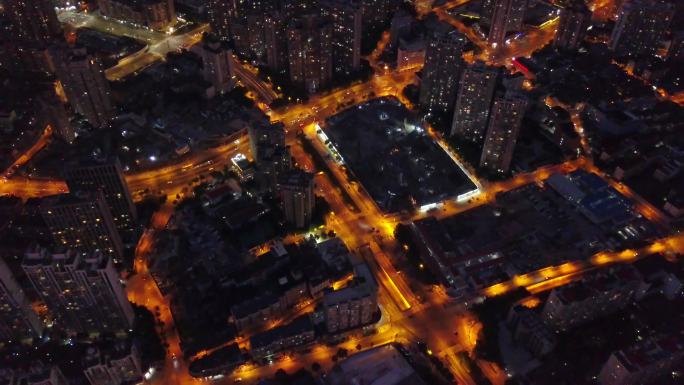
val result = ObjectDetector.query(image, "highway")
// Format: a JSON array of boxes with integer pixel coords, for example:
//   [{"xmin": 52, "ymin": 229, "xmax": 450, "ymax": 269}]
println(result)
[{"xmin": 233, "ymin": 59, "xmax": 281, "ymax": 105}]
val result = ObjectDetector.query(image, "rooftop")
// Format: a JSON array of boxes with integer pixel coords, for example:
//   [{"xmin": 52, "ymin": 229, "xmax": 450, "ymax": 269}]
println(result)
[
  {"xmin": 616, "ymin": 334, "xmax": 684, "ymax": 373},
  {"xmin": 323, "ymin": 97, "xmax": 476, "ymax": 212},
  {"xmin": 328, "ymin": 344, "xmax": 427, "ymax": 385},
  {"xmin": 249, "ymin": 316, "xmax": 313, "ymax": 350}
]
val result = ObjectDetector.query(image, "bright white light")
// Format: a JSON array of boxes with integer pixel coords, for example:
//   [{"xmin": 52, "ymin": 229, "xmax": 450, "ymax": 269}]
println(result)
[
  {"xmin": 149, "ymin": 155, "xmax": 157, "ymax": 162},
  {"xmin": 232, "ymin": 153, "xmax": 247, "ymax": 163}
]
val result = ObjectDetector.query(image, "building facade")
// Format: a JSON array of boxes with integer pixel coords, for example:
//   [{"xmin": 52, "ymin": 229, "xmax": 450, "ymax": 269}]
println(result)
[
  {"xmin": 40, "ymin": 192, "xmax": 124, "ymax": 264},
  {"xmin": 322, "ymin": 0, "xmax": 363, "ymax": 75},
  {"xmin": 96, "ymin": 0, "xmax": 176, "ymax": 30},
  {"xmin": 609, "ymin": 0, "xmax": 675, "ymax": 58},
  {"xmin": 324, "ymin": 263, "xmax": 378, "ymax": 334},
  {"xmin": 287, "ymin": 15, "xmax": 334, "ymax": 94},
  {"xmin": 83, "ymin": 341, "xmax": 143, "ymax": 385},
  {"xmin": 22, "ymin": 247, "xmax": 134, "ymax": 335},
  {"xmin": 598, "ymin": 335, "xmax": 684, "ymax": 385},
  {"xmin": 63, "ymin": 158, "xmax": 137, "ymax": 237},
  {"xmin": 542, "ymin": 266, "xmax": 643, "ymax": 331},
  {"xmin": 507, "ymin": 306, "xmax": 556, "ymax": 357},
  {"xmin": 54, "ymin": 48, "xmax": 115, "ymax": 129},
  {"xmin": 487, "ymin": 0, "xmax": 527, "ymax": 47},
  {"xmin": 0, "ymin": 258, "xmax": 43, "ymax": 344},
  {"xmin": 419, "ymin": 30, "xmax": 466, "ymax": 114},
  {"xmin": 479, "ymin": 92, "xmax": 528, "ymax": 173},
  {"xmin": 450, "ymin": 62, "xmax": 499, "ymax": 141},
  {"xmin": 554, "ymin": 1, "xmax": 592, "ymax": 50},
  {"xmin": 248, "ymin": 121, "xmax": 287, "ymax": 160},
  {"xmin": 4, "ymin": 0, "xmax": 61, "ymax": 44},
  {"xmin": 249, "ymin": 316, "xmax": 315, "ymax": 359},
  {"xmin": 38, "ymin": 89, "xmax": 75, "ymax": 144},
  {"xmin": 278, "ymin": 169, "xmax": 315, "ymax": 228},
  {"xmin": 264, "ymin": 12, "xmax": 290, "ymax": 76},
  {"xmin": 195, "ymin": 33, "xmax": 235, "ymax": 98},
  {"xmin": 207, "ymin": 0, "xmax": 236, "ymax": 40}
]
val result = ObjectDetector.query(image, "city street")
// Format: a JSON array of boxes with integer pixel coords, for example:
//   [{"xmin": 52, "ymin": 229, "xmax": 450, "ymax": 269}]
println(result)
[
  {"xmin": 58, "ymin": 9, "xmax": 209, "ymax": 81},
  {"xmin": 2, "ymin": 0, "xmax": 678, "ymax": 384}
]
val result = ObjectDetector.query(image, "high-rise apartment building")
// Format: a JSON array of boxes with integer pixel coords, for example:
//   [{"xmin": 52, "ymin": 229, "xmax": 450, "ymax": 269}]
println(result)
[
  {"xmin": 278, "ymin": 169, "xmax": 315, "ymax": 229},
  {"xmin": 195, "ymin": 33, "xmax": 235, "ymax": 98},
  {"xmin": 487, "ymin": 0, "xmax": 527, "ymax": 47},
  {"xmin": 4, "ymin": 0, "xmax": 61, "ymax": 44},
  {"xmin": 554, "ymin": 1, "xmax": 592, "ymax": 50},
  {"xmin": 208, "ymin": 0, "xmax": 277, "ymax": 59},
  {"xmin": 281, "ymin": 0, "xmax": 321, "ymax": 19},
  {"xmin": 419, "ymin": 29, "xmax": 466, "ymax": 113},
  {"xmin": 37, "ymin": 89, "xmax": 75, "ymax": 144},
  {"xmin": 54, "ymin": 48, "xmax": 115, "ymax": 128},
  {"xmin": 322, "ymin": 0, "xmax": 363, "ymax": 75},
  {"xmin": 505, "ymin": 0, "xmax": 527, "ymax": 32},
  {"xmin": 3, "ymin": 0, "xmax": 62, "ymax": 72},
  {"xmin": 479, "ymin": 91, "xmax": 528, "ymax": 173},
  {"xmin": 62, "ymin": 158, "xmax": 137, "ymax": 236},
  {"xmin": 97, "ymin": 0, "xmax": 176, "ymax": 30},
  {"xmin": 40, "ymin": 192, "xmax": 124, "ymax": 263},
  {"xmin": 450, "ymin": 62, "xmax": 500, "ymax": 141},
  {"xmin": 0, "ymin": 258, "xmax": 43, "ymax": 344},
  {"xmin": 248, "ymin": 122, "xmax": 291, "ymax": 189},
  {"xmin": 667, "ymin": 31, "xmax": 684, "ymax": 63},
  {"xmin": 22, "ymin": 247, "xmax": 134, "ymax": 335},
  {"xmin": 287, "ymin": 15, "xmax": 334, "ymax": 94},
  {"xmin": 609, "ymin": 0, "xmax": 675, "ymax": 58},
  {"xmin": 248, "ymin": 122, "xmax": 287, "ymax": 160},
  {"xmin": 264, "ymin": 13, "xmax": 290, "ymax": 76},
  {"xmin": 207, "ymin": 0, "xmax": 236, "ymax": 40},
  {"xmin": 360, "ymin": 0, "xmax": 393, "ymax": 30}
]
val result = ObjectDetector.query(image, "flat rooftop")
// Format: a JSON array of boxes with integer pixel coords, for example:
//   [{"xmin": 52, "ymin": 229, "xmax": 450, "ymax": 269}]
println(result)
[
  {"xmin": 323, "ymin": 97, "xmax": 477, "ymax": 213},
  {"xmin": 328, "ymin": 344, "xmax": 427, "ymax": 385}
]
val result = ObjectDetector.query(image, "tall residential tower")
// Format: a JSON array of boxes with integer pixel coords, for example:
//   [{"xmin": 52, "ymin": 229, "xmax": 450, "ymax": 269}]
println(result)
[
  {"xmin": 23, "ymin": 247, "xmax": 134, "ymax": 335},
  {"xmin": 450, "ymin": 62, "xmax": 500, "ymax": 141},
  {"xmin": 609, "ymin": 0, "xmax": 674, "ymax": 57},
  {"xmin": 419, "ymin": 29, "xmax": 466, "ymax": 114},
  {"xmin": 480, "ymin": 92, "xmax": 528, "ymax": 173}
]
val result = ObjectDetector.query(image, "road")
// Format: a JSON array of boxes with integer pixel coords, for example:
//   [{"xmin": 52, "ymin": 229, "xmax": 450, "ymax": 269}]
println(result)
[
  {"xmin": 5, "ymin": 1, "xmax": 673, "ymax": 384},
  {"xmin": 0, "ymin": 131, "xmax": 249, "ymax": 203},
  {"xmin": 483, "ymin": 232, "xmax": 684, "ymax": 298},
  {"xmin": 434, "ymin": 0, "xmax": 559, "ymax": 67},
  {"xmin": 233, "ymin": 59, "xmax": 281, "ymax": 105},
  {"xmin": 2, "ymin": 125, "xmax": 52, "ymax": 180},
  {"xmin": 58, "ymin": 10, "xmax": 209, "ymax": 81}
]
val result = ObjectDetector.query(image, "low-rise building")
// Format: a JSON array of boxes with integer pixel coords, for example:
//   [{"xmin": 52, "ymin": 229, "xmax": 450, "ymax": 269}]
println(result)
[
  {"xmin": 542, "ymin": 265, "xmax": 644, "ymax": 331},
  {"xmin": 249, "ymin": 316, "xmax": 315, "ymax": 360},
  {"xmin": 82, "ymin": 339, "xmax": 143, "ymax": 385},
  {"xmin": 507, "ymin": 306, "xmax": 556, "ymax": 357},
  {"xmin": 188, "ymin": 343, "xmax": 243, "ymax": 378},
  {"xmin": 327, "ymin": 344, "xmax": 429, "ymax": 385},
  {"xmin": 26, "ymin": 366, "xmax": 69, "ymax": 385},
  {"xmin": 396, "ymin": 36, "xmax": 425, "ymax": 71},
  {"xmin": 231, "ymin": 293, "xmax": 284, "ymax": 332},
  {"xmin": 598, "ymin": 335, "xmax": 684, "ymax": 385}
]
